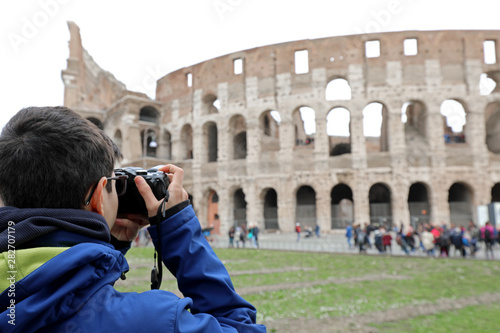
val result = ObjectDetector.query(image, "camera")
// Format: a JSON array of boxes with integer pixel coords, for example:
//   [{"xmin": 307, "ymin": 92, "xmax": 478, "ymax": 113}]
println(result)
[{"xmin": 114, "ymin": 166, "xmax": 169, "ymax": 214}]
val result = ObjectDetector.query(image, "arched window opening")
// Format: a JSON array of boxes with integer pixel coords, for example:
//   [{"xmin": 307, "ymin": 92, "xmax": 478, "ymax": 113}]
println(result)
[
  {"xmin": 441, "ymin": 100, "xmax": 466, "ymax": 144},
  {"xmin": 491, "ymin": 183, "xmax": 500, "ymax": 202},
  {"xmin": 260, "ymin": 110, "xmax": 281, "ymax": 152},
  {"xmin": 295, "ymin": 186, "xmax": 316, "ymax": 228},
  {"xmin": 160, "ymin": 130, "xmax": 172, "ymax": 160},
  {"xmin": 207, "ymin": 190, "xmax": 220, "ymax": 234},
  {"xmin": 325, "ymin": 78, "xmax": 352, "ymax": 101},
  {"xmin": 233, "ymin": 132, "xmax": 247, "ymax": 159},
  {"xmin": 331, "ymin": 184, "xmax": 354, "ymax": 229},
  {"xmin": 230, "ymin": 115, "xmax": 247, "ymax": 160},
  {"xmin": 448, "ymin": 183, "xmax": 473, "ymax": 227},
  {"xmin": 363, "ymin": 102, "xmax": 388, "ymax": 152},
  {"xmin": 369, "ymin": 183, "xmax": 392, "ymax": 226},
  {"xmin": 327, "ymin": 107, "xmax": 351, "ymax": 156},
  {"xmin": 233, "ymin": 189, "xmax": 247, "ymax": 228},
  {"xmin": 141, "ymin": 128, "xmax": 157, "ymax": 157},
  {"xmin": 203, "ymin": 94, "xmax": 219, "ymax": 114},
  {"xmin": 263, "ymin": 189, "xmax": 279, "ymax": 230},
  {"xmin": 408, "ymin": 183, "xmax": 430, "ymax": 226},
  {"xmin": 180, "ymin": 125, "xmax": 193, "ymax": 160},
  {"xmin": 479, "ymin": 73, "xmax": 497, "ymax": 95},
  {"xmin": 485, "ymin": 102, "xmax": 500, "ymax": 154},
  {"xmin": 402, "ymin": 101, "xmax": 427, "ymax": 138},
  {"xmin": 139, "ymin": 106, "xmax": 159, "ymax": 123},
  {"xmin": 293, "ymin": 107, "xmax": 316, "ymax": 146},
  {"xmin": 203, "ymin": 122, "xmax": 218, "ymax": 162}
]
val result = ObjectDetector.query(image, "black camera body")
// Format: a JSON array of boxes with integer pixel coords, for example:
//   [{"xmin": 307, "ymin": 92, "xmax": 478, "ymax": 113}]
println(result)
[{"xmin": 114, "ymin": 166, "xmax": 169, "ymax": 214}]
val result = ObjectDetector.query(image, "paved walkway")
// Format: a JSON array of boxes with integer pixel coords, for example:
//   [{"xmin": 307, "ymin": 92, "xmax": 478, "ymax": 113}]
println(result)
[{"xmin": 210, "ymin": 231, "xmax": 500, "ymax": 260}]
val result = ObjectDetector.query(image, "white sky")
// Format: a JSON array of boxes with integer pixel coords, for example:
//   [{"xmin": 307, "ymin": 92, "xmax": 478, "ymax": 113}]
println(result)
[{"xmin": 2, "ymin": 0, "xmax": 500, "ymax": 131}]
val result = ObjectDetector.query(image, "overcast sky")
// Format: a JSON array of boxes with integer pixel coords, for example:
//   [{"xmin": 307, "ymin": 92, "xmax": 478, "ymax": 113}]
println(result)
[{"xmin": 2, "ymin": 0, "xmax": 500, "ymax": 130}]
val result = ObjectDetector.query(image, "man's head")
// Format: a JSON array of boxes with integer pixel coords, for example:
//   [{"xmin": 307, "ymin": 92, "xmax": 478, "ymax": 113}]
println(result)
[{"xmin": 0, "ymin": 106, "xmax": 121, "ymax": 220}]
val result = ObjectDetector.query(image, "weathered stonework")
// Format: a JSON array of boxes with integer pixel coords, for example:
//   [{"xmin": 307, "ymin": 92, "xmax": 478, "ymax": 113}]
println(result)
[{"xmin": 62, "ymin": 22, "xmax": 500, "ymax": 234}]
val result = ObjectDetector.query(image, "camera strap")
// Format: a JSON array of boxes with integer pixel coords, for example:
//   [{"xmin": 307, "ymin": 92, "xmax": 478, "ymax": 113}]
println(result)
[{"xmin": 150, "ymin": 191, "xmax": 169, "ymax": 290}]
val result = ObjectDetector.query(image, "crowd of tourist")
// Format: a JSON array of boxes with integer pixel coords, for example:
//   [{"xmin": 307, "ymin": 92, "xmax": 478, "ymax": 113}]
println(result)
[{"xmin": 349, "ymin": 220, "xmax": 498, "ymax": 259}]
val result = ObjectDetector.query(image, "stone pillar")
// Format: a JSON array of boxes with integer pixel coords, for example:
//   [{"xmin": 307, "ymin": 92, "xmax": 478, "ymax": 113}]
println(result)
[
  {"xmin": 465, "ymin": 100, "xmax": 489, "ymax": 168},
  {"xmin": 350, "ymin": 103, "xmax": 367, "ymax": 169},
  {"xmin": 279, "ymin": 117, "xmax": 294, "ymax": 174},
  {"xmin": 218, "ymin": 186, "xmax": 232, "ymax": 233},
  {"xmin": 353, "ymin": 173, "xmax": 370, "ymax": 226},
  {"xmin": 246, "ymin": 118, "xmax": 260, "ymax": 176},
  {"xmin": 315, "ymin": 184, "xmax": 331, "ymax": 231},
  {"xmin": 426, "ymin": 102, "xmax": 446, "ymax": 169},
  {"xmin": 314, "ymin": 106, "xmax": 329, "ymax": 172},
  {"xmin": 278, "ymin": 179, "xmax": 295, "ymax": 232},
  {"xmin": 244, "ymin": 180, "xmax": 260, "ymax": 230}
]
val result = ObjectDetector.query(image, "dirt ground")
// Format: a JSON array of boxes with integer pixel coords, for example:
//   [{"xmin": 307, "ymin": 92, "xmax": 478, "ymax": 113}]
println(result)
[{"xmin": 261, "ymin": 292, "xmax": 500, "ymax": 333}]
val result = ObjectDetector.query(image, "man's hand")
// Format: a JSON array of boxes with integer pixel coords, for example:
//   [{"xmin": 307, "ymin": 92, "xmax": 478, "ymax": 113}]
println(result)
[
  {"xmin": 135, "ymin": 164, "xmax": 189, "ymax": 218},
  {"xmin": 111, "ymin": 214, "xmax": 149, "ymax": 242}
]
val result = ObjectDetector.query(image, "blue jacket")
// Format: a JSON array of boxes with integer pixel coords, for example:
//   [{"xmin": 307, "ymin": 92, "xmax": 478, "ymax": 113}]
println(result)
[{"xmin": 0, "ymin": 205, "xmax": 266, "ymax": 332}]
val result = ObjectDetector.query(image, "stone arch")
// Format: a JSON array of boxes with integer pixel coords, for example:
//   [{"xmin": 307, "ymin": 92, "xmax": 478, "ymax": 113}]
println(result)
[
  {"xmin": 368, "ymin": 183, "xmax": 392, "ymax": 225},
  {"xmin": 485, "ymin": 102, "xmax": 500, "ymax": 153},
  {"xmin": 448, "ymin": 182, "xmax": 474, "ymax": 227},
  {"xmin": 327, "ymin": 107, "xmax": 351, "ymax": 156},
  {"xmin": 203, "ymin": 93, "xmax": 219, "ymax": 115},
  {"xmin": 363, "ymin": 102, "xmax": 389, "ymax": 153},
  {"xmin": 141, "ymin": 128, "xmax": 158, "ymax": 157},
  {"xmin": 203, "ymin": 121, "xmax": 218, "ymax": 162},
  {"xmin": 229, "ymin": 115, "xmax": 247, "ymax": 160},
  {"xmin": 295, "ymin": 185, "xmax": 317, "ymax": 227},
  {"xmin": 408, "ymin": 182, "xmax": 431, "ymax": 226},
  {"xmin": 180, "ymin": 124, "xmax": 193, "ymax": 160},
  {"xmin": 233, "ymin": 188, "xmax": 247, "ymax": 228},
  {"xmin": 261, "ymin": 188, "xmax": 279, "ymax": 230},
  {"xmin": 139, "ymin": 106, "xmax": 159, "ymax": 123},
  {"xmin": 292, "ymin": 106, "xmax": 316, "ymax": 147},
  {"xmin": 259, "ymin": 110, "xmax": 281, "ymax": 152},
  {"xmin": 330, "ymin": 183, "xmax": 354, "ymax": 229},
  {"xmin": 87, "ymin": 117, "xmax": 103, "ymax": 130},
  {"xmin": 113, "ymin": 129, "xmax": 123, "ymax": 153},
  {"xmin": 325, "ymin": 78, "xmax": 352, "ymax": 101},
  {"xmin": 441, "ymin": 99, "xmax": 467, "ymax": 144}
]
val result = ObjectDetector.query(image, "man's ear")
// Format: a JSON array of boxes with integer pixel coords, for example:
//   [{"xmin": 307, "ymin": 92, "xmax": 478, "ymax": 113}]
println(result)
[{"xmin": 84, "ymin": 177, "xmax": 107, "ymax": 216}]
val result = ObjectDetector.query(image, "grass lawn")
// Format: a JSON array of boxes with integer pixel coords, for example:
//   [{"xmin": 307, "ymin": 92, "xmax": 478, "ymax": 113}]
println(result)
[{"xmin": 116, "ymin": 247, "xmax": 500, "ymax": 331}]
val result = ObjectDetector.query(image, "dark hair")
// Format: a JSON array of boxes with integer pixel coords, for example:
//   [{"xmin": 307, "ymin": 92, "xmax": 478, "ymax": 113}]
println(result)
[{"xmin": 0, "ymin": 106, "xmax": 122, "ymax": 209}]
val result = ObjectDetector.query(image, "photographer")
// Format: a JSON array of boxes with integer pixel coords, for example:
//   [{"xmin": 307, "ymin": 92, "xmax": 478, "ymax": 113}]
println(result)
[{"xmin": 0, "ymin": 107, "xmax": 266, "ymax": 332}]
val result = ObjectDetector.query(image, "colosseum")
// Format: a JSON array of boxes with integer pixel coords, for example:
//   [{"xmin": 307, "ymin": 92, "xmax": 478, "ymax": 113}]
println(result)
[{"xmin": 61, "ymin": 22, "xmax": 500, "ymax": 234}]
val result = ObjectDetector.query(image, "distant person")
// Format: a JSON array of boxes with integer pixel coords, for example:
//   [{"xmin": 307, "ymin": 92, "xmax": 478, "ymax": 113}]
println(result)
[
  {"xmin": 481, "ymin": 221, "xmax": 495, "ymax": 259},
  {"xmin": 295, "ymin": 223, "xmax": 301, "ymax": 242},
  {"xmin": 304, "ymin": 225, "xmax": 313, "ymax": 238},
  {"xmin": 346, "ymin": 224, "xmax": 353, "ymax": 249},
  {"xmin": 315, "ymin": 224, "xmax": 321, "ymax": 237},
  {"xmin": 468, "ymin": 221, "xmax": 480, "ymax": 257},
  {"xmin": 228, "ymin": 226, "xmax": 235, "ymax": 248},
  {"xmin": 421, "ymin": 227, "xmax": 435, "ymax": 256},
  {"xmin": 382, "ymin": 228, "xmax": 392, "ymax": 253}
]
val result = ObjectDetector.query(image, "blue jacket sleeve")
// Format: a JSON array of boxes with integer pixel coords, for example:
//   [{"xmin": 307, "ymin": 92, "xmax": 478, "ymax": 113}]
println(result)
[{"xmin": 147, "ymin": 205, "xmax": 266, "ymax": 332}]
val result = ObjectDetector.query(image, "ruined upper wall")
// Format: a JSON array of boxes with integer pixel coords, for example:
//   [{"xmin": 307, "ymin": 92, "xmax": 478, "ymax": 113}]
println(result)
[
  {"xmin": 61, "ymin": 21, "xmax": 127, "ymax": 112},
  {"xmin": 156, "ymin": 30, "xmax": 500, "ymax": 115}
]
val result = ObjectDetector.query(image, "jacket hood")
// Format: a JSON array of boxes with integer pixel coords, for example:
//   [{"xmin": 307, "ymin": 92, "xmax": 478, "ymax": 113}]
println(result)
[{"xmin": 0, "ymin": 206, "xmax": 110, "ymax": 252}]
